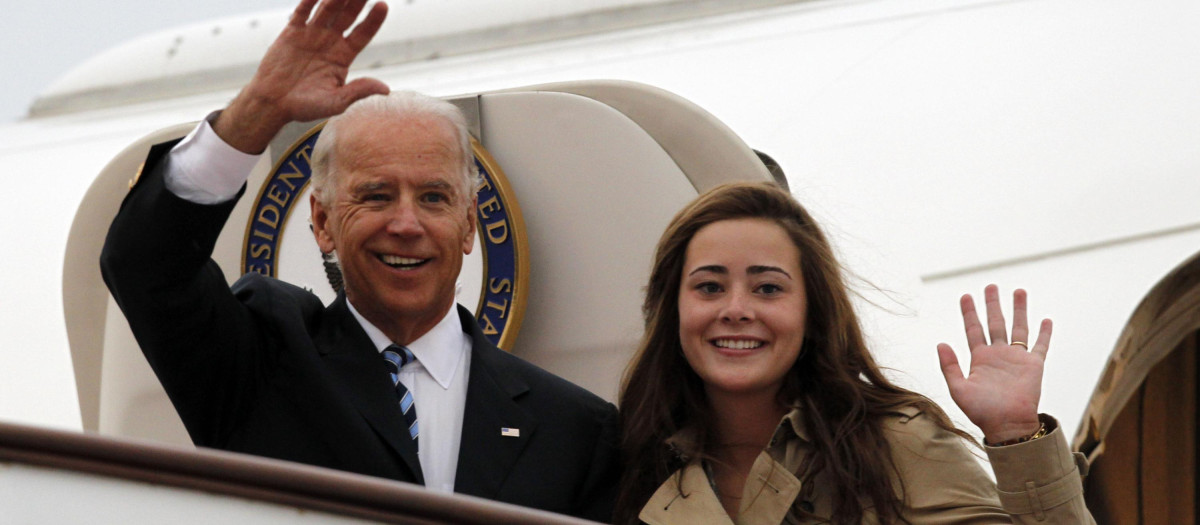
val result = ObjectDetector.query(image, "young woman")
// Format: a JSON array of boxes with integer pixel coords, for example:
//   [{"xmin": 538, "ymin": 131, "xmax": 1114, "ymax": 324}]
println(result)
[{"xmin": 615, "ymin": 182, "xmax": 1093, "ymax": 524}]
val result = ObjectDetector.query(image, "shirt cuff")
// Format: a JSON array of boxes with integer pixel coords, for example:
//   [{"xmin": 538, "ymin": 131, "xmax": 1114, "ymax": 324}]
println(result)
[
  {"xmin": 986, "ymin": 414, "xmax": 1088, "ymax": 518},
  {"xmin": 164, "ymin": 111, "xmax": 262, "ymax": 204}
]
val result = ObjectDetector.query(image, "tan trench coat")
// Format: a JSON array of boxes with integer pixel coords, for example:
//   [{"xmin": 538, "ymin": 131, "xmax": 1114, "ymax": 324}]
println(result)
[{"xmin": 639, "ymin": 407, "xmax": 1094, "ymax": 524}]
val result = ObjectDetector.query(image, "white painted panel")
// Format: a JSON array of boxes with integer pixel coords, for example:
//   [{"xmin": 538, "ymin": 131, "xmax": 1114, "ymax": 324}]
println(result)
[
  {"xmin": 0, "ymin": 463, "xmax": 374, "ymax": 524},
  {"xmin": 478, "ymin": 90, "xmax": 700, "ymax": 400}
]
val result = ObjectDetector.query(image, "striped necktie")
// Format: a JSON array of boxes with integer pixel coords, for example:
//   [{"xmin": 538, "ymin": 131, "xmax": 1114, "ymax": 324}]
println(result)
[{"xmin": 382, "ymin": 345, "xmax": 419, "ymax": 447}]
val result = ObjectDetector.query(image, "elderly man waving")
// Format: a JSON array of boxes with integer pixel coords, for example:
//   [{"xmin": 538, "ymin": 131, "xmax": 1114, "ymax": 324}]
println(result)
[{"xmin": 100, "ymin": 0, "xmax": 619, "ymax": 520}]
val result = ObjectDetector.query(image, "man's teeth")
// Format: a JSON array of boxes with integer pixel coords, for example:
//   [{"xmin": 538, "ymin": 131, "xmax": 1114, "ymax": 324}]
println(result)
[
  {"xmin": 380, "ymin": 255, "xmax": 425, "ymax": 268},
  {"xmin": 713, "ymin": 339, "xmax": 764, "ymax": 350}
]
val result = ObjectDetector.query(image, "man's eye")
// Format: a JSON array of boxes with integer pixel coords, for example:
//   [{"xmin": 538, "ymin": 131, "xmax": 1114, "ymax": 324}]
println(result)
[
  {"xmin": 364, "ymin": 193, "xmax": 389, "ymax": 202},
  {"xmin": 422, "ymin": 193, "xmax": 448, "ymax": 204}
]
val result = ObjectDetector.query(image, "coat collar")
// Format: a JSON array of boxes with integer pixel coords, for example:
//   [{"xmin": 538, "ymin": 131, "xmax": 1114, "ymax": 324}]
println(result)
[
  {"xmin": 665, "ymin": 404, "xmax": 924, "ymax": 458},
  {"xmin": 345, "ymin": 299, "xmax": 467, "ymax": 389},
  {"xmin": 649, "ymin": 407, "xmax": 807, "ymax": 525},
  {"xmin": 663, "ymin": 405, "xmax": 813, "ymax": 463},
  {"xmin": 649, "ymin": 404, "xmax": 928, "ymax": 524}
]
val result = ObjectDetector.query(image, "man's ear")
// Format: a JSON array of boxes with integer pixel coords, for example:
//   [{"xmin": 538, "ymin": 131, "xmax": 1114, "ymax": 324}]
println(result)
[
  {"xmin": 462, "ymin": 194, "xmax": 477, "ymax": 255},
  {"xmin": 311, "ymin": 193, "xmax": 336, "ymax": 253}
]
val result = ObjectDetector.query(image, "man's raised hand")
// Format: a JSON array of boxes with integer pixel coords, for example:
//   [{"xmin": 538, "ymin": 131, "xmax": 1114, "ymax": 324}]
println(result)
[{"xmin": 215, "ymin": 0, "xmax": 390, "ymax": 153}]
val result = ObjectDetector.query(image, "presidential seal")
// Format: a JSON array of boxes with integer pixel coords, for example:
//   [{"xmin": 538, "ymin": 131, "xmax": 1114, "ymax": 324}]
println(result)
[{"xmin": 241, "ymin": 124, "xmax": 529, "ymax": 350}]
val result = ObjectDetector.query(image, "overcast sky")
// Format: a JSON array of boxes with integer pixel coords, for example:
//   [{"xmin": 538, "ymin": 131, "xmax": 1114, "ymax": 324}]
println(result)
[{"xmin": 3, "ymin": 0, "xmax": 295, "ymax": 123}]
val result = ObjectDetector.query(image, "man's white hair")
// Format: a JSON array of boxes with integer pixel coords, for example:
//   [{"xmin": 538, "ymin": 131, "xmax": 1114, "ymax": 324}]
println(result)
[{"xmin": 310, "ymin": 91, "xmax": 480, "ymax": 206}]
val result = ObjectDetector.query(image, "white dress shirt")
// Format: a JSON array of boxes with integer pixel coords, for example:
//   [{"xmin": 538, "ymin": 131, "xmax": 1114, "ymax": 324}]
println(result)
[
  {"xmin": 164, "ymin": 117, "xmax": 259, "ymax": 204},
  {"xmin": 347, "ymin": 300, "xmax": 471, "ymax": 494},
  {"xmin": 163, "ymin": 118, "xmax": 472, "ymax": 493}
]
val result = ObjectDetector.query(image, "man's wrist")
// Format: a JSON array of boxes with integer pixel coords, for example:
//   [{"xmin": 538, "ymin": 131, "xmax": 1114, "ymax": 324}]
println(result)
[{"xmin": 213, "ymin": 89, "xmax": 290, "ymax": 154}]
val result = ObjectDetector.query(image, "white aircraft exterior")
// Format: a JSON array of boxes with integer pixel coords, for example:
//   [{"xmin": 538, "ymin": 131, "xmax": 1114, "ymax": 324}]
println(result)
[{"xmin": 2, "ymin": 0, "xmax": 1199, "ymax": 519}]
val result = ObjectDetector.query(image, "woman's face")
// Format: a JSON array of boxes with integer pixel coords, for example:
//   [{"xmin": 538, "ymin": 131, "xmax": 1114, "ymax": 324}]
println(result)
[{"xmin": 678, "ymin": 218, "xmax": 807, "ymax": 398}]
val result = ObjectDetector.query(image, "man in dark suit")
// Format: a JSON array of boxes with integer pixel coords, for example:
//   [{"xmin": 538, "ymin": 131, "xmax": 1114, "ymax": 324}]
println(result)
[{"xmin": 99, "ymin": 0, "xmax": 618, "ymax": 520}]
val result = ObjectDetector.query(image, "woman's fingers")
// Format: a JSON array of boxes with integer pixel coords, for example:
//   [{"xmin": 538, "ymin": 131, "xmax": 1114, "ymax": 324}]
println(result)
[
  {"xmin": 962, "ymin": 285, "xmax": 1045, "ymax": 354},
  {"xmin": 1032, "ymin": 318, "xmax": 1053, "ymax": 357},
  {"xmin": 960, "ymin": 294, "xmax": 987, "ymax": 350},
  {"xmin": 984, "ymin": 284, "xmax": 1009, "ymax": 345},
  {"xmin": 937, "ymin": 343, "xmax": 965, "ymax": 393},
  {"xmin": 1010, "ymin": 288, "xmax": 1029, "ymax": 347}
]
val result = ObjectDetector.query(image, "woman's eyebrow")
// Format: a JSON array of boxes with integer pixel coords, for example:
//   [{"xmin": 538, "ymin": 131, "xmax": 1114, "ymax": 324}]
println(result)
[
  {"xmin": 748, "ymin": 265, "xmax": 792, "ymax": 279},
  {"xmin": 687, "ymin": 265, "xmax": 727, "ymax": 277}
]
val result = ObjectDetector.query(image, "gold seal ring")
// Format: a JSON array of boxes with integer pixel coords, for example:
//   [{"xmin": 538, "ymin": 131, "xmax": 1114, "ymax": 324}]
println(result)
[{"xmin": 1011, "ymin": 341, "xmax": 1029, "ymax": 350}]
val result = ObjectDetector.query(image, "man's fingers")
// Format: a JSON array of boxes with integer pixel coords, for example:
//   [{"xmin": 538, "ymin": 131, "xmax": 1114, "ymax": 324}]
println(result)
[
  {"xmin": 329, "ymin": 0, "xmax": 371, "ymax": 32},
  {"xmin": 346, "ymin": 2, "xmax": 388, "ymax": 51},
  {"xmin": 960, "ymin": 294, "xmax": 986, "ymax": 350},
  {"xmin": 1011, "ymin": 288, "xmax": 1029, "ymax": 347},
  {"xmin": 337, "ymin": 77, "xmax": 391, "ymax": 109},
  {"xmin": 311, "ymin": 0, "xmax": 350, "ymax": 29},
  {"xmin": 309, "ymin": 0, "xmax": 343, "ymax": 26},
  {"xmin": 1032, "ymin": 318, "xmax": 1053, "ymax": 357},
  {"xmin": 984, "ymin": 284, "xmax": 1008, "ymax": 345},
  {"xmin": 291, "ymin": 0, "xmax": 320, "ymax": 26}
]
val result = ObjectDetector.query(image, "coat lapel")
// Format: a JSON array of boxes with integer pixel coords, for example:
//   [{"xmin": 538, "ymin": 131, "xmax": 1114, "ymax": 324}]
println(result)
[
  {"xmin": 317, "ymin": 294, "xmax": 424, "ymax": 485},
  {"xmin": 453, "ymin": 306, "xmax": 538, "ymax": 500}
]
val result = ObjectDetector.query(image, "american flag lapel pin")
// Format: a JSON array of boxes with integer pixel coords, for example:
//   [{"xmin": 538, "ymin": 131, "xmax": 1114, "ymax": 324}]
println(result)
[{"xmin": 501, "ymin": 427, "xmax": 520, "ymax": 437}]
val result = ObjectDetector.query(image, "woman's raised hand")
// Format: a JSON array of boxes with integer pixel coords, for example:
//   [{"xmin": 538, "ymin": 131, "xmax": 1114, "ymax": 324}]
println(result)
[{"xmin": 937, "ymin": 284, "xmax": 1050, "ymax": 444}]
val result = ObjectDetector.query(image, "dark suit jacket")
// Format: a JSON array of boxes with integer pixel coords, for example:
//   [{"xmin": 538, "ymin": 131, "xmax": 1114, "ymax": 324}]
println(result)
[{"xmin": 100, "ymin": 141, "xmax": 619, "ymax": 521}]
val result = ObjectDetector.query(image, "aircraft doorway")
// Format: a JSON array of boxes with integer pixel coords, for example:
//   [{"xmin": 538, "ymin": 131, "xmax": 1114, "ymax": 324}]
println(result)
[
  {"xmin": 1074, "ymin": 253, "xmax": 1200, "ymax": 524},
  {"xmin": 1083, "ymin": 333, "xmax": 1197, "ymax": 523}
]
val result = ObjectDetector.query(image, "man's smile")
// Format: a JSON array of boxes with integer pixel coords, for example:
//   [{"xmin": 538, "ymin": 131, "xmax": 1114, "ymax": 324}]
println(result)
[{"xmin": 378, "ymin": 254, "xmax": 431, "ymax": 269}]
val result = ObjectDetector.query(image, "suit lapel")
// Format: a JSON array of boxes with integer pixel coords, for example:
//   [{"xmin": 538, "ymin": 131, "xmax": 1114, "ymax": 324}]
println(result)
[
  {"xmin": 453, "ymin": 306, "xmax": 539, "ymax": 500},
  {"xmin": 317, "ymin": 294, "xmax": 425, "ymax": 485}
]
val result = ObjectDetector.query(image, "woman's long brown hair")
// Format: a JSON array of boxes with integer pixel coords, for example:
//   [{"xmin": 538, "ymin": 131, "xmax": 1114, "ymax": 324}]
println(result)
[{"xmin": 614, "ymin": 182, "xmax": 970, "ymax": 525}]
